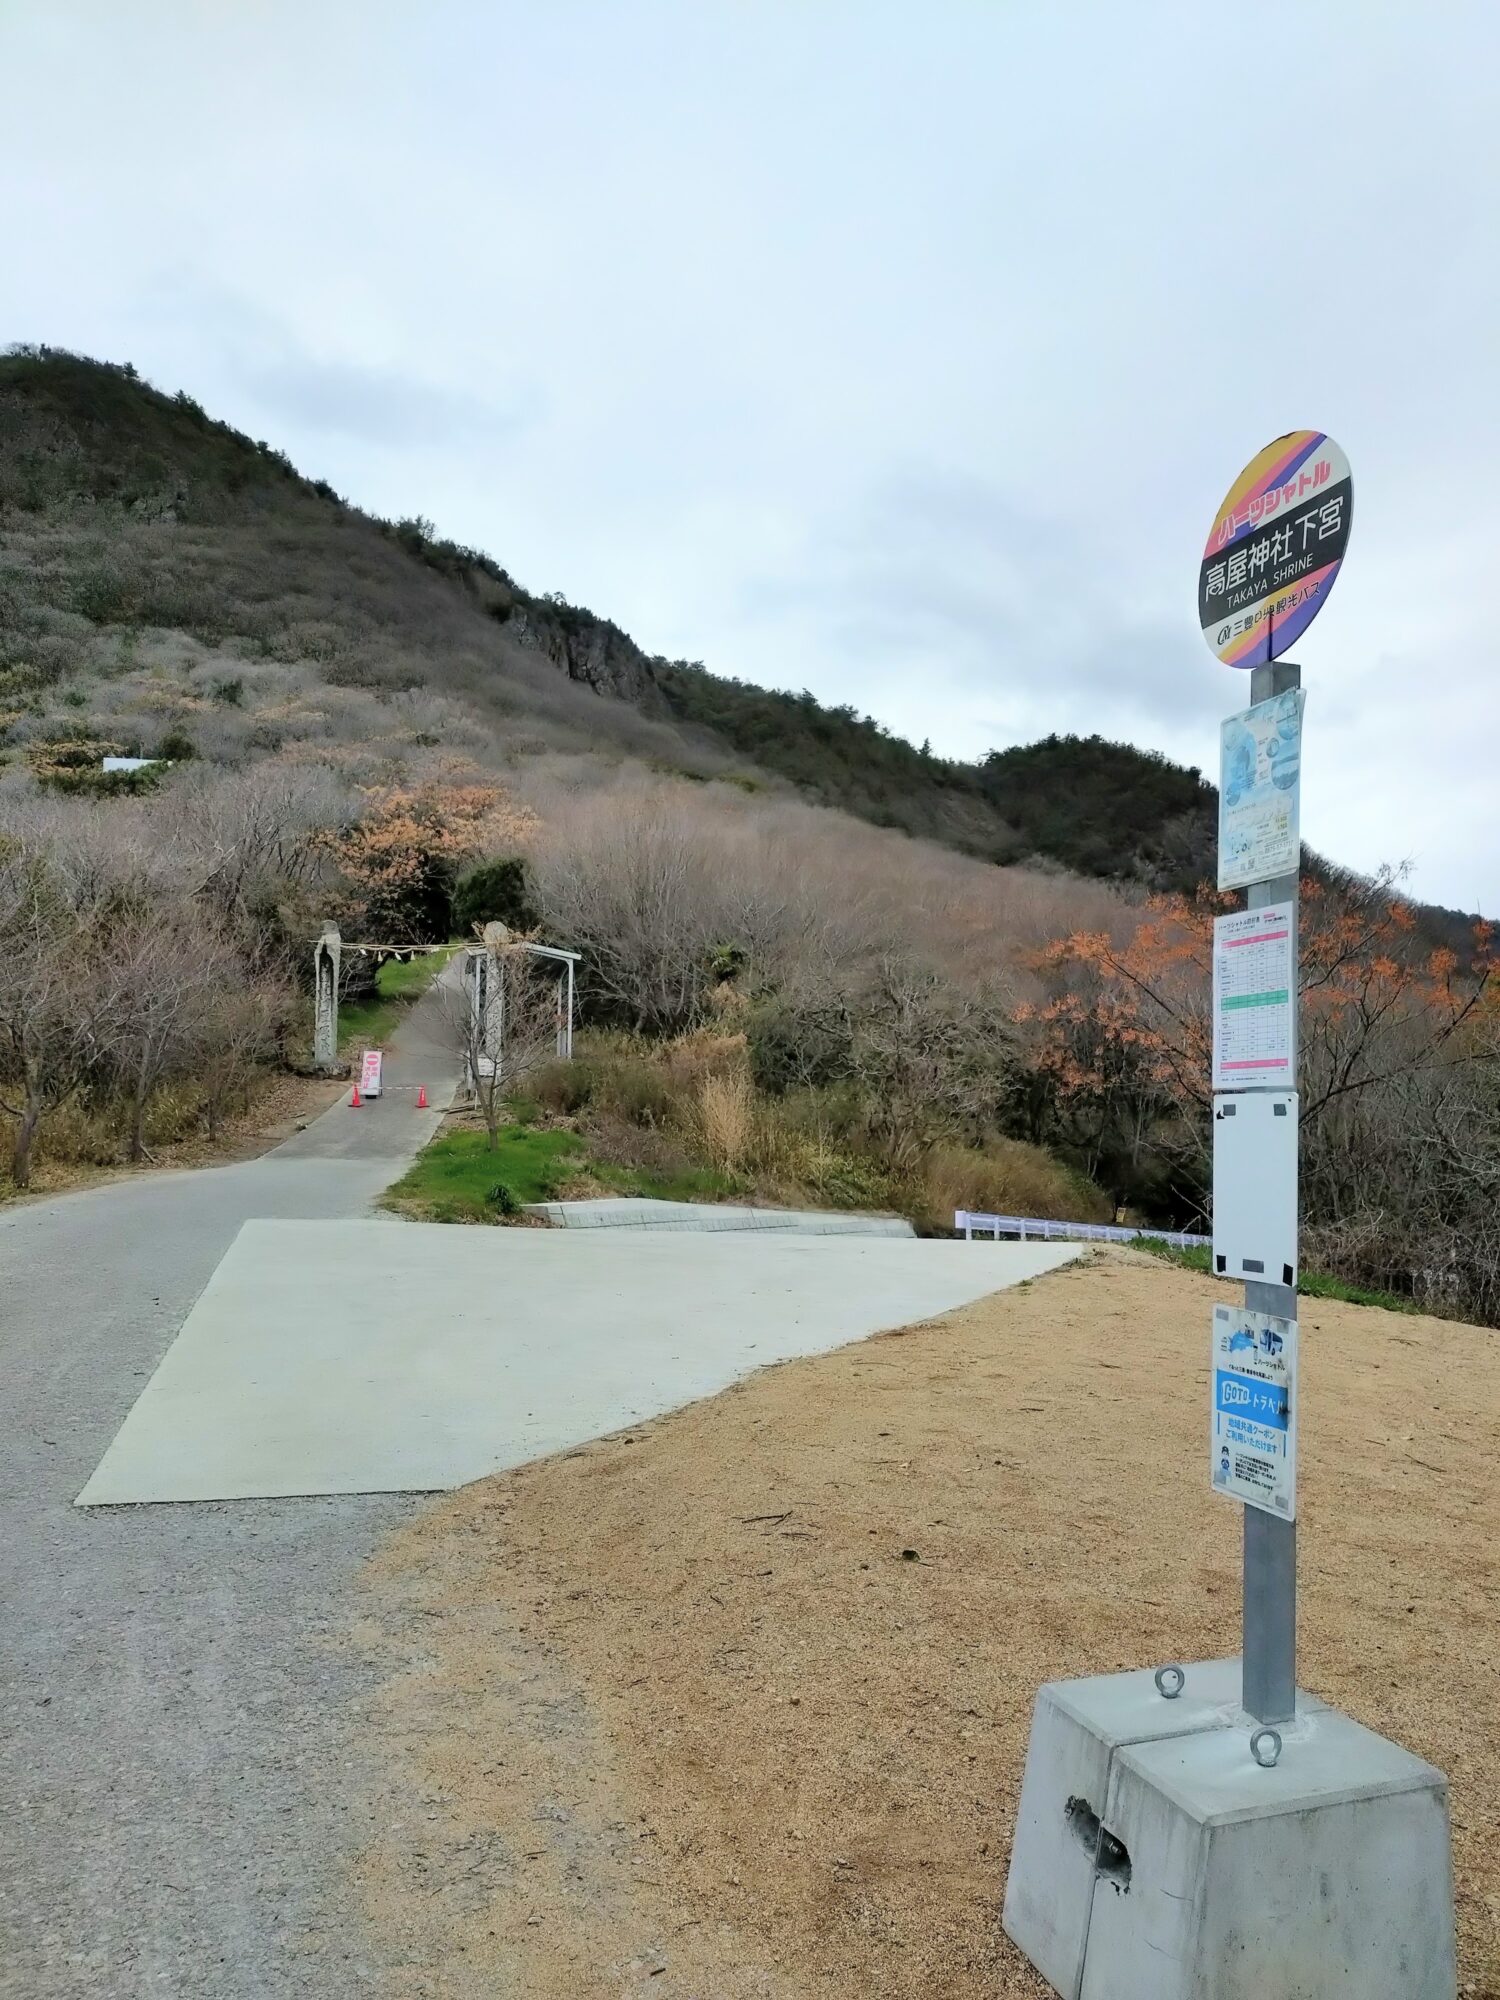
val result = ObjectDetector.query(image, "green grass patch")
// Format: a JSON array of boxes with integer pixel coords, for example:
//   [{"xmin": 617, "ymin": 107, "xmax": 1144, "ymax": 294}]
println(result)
[
  {"xmin": 381, "ymin": 1124, "xmax": 585, "ymax": 1223},
  {"xmin": 339, "ymin": 947, "xmax": 455, "ymax": 1053},
  {"xmin": 1132, "ymin": 1236, "xmax": 1417, "ymax": 1314},
  {"xmin": 382, "ymin": 1118, "xmax": 744, "ymax": 1224},
  {"xmin": 591, "ymin": 1160, "xmax": 744, "ymax": 1203}
]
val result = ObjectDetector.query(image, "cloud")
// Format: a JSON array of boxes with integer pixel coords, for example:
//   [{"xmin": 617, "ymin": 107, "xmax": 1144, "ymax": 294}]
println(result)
[
  {"xmin": 4, "ymin": 1, "xmax": 1494, "ymax": 908},
  {"xmin": 736, "ymin": 464, "xmax": 1222, "ymax": 757},
  {"xmin": 239, "ymin": 350, "xmax": 531, "ymax": 447},
  {"xmin": 123, "ymin": 273, "xmax": 537, "ymax": 453}
]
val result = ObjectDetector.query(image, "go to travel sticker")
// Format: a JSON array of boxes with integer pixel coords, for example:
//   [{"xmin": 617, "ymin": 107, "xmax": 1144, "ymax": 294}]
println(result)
[
  {"xmin": 1219, "ymin": 687, "xmax": 1305, "ymax": 890},
  {"xmin": 1211, "ymin": 1303, "xmax": 1297, "ymax": 1520},
  {"xmin": 1199, "ymin": 432, "xmax": 1352, "ymax": 667}
]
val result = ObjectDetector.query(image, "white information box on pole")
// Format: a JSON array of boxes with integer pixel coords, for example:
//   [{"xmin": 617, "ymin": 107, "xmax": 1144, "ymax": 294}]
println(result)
[{"xmin": 1211, "ymin": 1089, "xmax": 1298, "ymax": 1288}]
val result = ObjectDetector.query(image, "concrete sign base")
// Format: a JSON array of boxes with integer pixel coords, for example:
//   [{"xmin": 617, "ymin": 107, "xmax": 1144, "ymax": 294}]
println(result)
[{"xmin": 1004, "ymin": 1662, "xmax": 1455, "ymax": 2000}]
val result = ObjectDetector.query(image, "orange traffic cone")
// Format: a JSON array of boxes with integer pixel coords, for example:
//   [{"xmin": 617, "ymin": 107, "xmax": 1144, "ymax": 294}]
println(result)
[
  {"xmin": 350, "ymin": 1084, "xmax": 361, "ymax": 1108},
  {"xmin": 416, "ymin": 1084, "xmax": 428, "ymax": 1109}
]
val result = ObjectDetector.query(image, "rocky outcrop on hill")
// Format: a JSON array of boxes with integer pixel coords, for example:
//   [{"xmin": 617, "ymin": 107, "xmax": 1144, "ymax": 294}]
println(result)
[{"xmin": 498, "ymin": 601, "xmax": 666, "ymax": 709}]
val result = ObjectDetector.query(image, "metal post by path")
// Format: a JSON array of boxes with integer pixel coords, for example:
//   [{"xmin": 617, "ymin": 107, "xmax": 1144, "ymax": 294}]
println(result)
[{"xmin": 1242, "ymin": 657, "xmax": 1300, "ymax": 1725}]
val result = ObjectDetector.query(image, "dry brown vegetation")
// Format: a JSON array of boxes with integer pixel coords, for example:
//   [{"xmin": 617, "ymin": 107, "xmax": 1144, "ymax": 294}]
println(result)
[
  {"xmin": 516, "ymin": 1025, "xmax": 1104, "ymax": 1230},
  {"xmin": 518, "ymin": 773, "xmax": 1127, "ymax": 1029},
  {"xmin": 352, "ymin": 1250, "xmax": 1499, "ymax": 1998},
  {"xmin": 0, "ymin": 492, "xmax": 713, "ymax": 780},
  {"xmin": 0, "ymin": 741, "xmax": 1124, "ymax": 1211},
  {"xmin": 5, "ymin": 350, "xmax": 1496, "ymax": 1317},
  {"xmin": 1, "ymin": 349, "xmax": 1139, "ymax": 1209},
  {"xmin": 457, "ymin": 775, "xmax": 1126, "ymax": 1227},
  {"xmin": 0, "ymin": 777, "xmax": 307, "ymax": 1185}
]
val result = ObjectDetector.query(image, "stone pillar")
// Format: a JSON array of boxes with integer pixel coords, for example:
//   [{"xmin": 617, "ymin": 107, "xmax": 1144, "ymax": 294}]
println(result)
[
  {"xmin": 312, "ymin": 923, "xmax": 341, "ymax": 1071},
  {"xmin": 480, "ymin": 922, "xmax": 511, "ymax": 1076}
]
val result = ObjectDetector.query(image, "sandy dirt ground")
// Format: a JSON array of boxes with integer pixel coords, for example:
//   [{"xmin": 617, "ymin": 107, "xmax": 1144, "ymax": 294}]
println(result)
[{"xmin": 351, "ymin": 1249, "xmax": 1499, "ymax": 1998}]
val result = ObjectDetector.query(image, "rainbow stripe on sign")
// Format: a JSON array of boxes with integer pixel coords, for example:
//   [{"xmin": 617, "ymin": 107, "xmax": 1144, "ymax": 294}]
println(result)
[
  {"xmin": 1206, "ymin": 432, "xmax": 1326, "ymax": 551},
  {"xmin": 1199, "ymin": 431, "xmax": 1352, "ymax": 667}
]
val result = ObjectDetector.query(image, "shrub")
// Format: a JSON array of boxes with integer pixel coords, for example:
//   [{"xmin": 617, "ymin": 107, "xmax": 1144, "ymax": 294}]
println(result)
[
  {"xmin": 485, "ymin": 1181, "xmax": 519, "ymax": 1215},
  {"xmin": 593, "ymin": 1054, "xmax": 676, "ymax": 1127},
  {"xmin": 26, "ymin": 737, "xmax": 164, "ymax": 795},
  {"xmin": 913, "ymin": 1138, "xmax": 1111, "ymax": 1235},
  {"xmin": 529, "ymin": 1058, "xmax": 595, "ymax": 1116},
  {"xmin": 748, "ymin": 993, "xmax": 855, "ymax": 1095},
  {"xmin": 661, "ymin": 1026, "xmax": 748, "ymax": 1094},
  {"xmin": 781, "ymin": 1132, "xmax": 892, "ymax": 1209},
  {"xmin": 452, "ymin": 855, "xmax": 537, "ymax": 937},
  {"xmin": 696, "ymin": 1070, "xmax": 753, "ymax": 1173},
  {"xmin": 707, "ymin": 940, "xmax": 748, "ymax": 982}
]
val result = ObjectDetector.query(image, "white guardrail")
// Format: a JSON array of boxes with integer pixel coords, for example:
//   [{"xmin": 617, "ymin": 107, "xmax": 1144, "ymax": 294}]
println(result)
[{"xmin": 955, "ymin": 1210, "xmax": 1210, "ymax": 1249}]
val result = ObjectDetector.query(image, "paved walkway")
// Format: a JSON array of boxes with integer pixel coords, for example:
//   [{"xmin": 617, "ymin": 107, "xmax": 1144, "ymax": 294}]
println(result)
[
  {"xmin": 0, "ymin": 976, "xmax": 1062, "ymax": 1998},
  {"xmin": 0, "ymin": 983, "xmax": 459, "ymax": 1999}
]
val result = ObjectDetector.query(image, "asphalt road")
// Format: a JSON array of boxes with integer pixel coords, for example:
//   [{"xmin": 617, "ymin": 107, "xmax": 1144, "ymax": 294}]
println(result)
[{"xmin": 0, "ymin": 985, "xmax": 458, "ymax": 1999}]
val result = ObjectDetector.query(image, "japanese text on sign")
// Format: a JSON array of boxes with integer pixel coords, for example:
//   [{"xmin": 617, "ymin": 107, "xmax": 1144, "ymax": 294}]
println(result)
[
  {"xmin": 1211, "ymin": 1304, "xmax": 1297, "ymax": 1519},
  {"xmin": 1212, "ymin": 903, "xmax": 1297, "ymax": 1090},
  {"xmin": 1219, "ymin": 689, "xmax": 1304, "ymax": 891},
  {"xmin": 1198, "ymin": 432, "xmax": 1352, "ymax": 666},
  {"xmin": 1209, "ymin": 454, "xmax": 1335, "ymax": 549},
  {"xmin": 1200, "ymin": 491, "xmax": 1349, "ymax": 624}
]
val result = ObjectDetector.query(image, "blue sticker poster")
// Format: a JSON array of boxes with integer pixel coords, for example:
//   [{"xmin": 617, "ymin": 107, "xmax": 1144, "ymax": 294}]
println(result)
[
  {"xmin": 1211, "ymin": 1304, "xmax": 1297, "ymax": 1520},
  {"xmin": 1218, "ymin": 688, "xmax": 1305, "ymax": 891}
]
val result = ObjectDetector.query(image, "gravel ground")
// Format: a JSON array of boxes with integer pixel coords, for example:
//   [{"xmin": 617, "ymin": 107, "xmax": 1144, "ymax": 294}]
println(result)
[
  {"xmin": 354, "ymin": 1249, "xmax": 1499, "ymax": 1999},
  {"xmin": 0, "ymin": 988, "xmax": 455, "ymax": 2000}
]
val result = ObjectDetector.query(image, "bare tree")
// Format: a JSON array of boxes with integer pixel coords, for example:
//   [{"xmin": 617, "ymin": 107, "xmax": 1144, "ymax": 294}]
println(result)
[
  {"xmin": 102, "ymin": 905, "xmax": 245, "ymax": 1162},
  {"xmin": 523, "ymin": 772, "xmax": 1113, "ymax": 1041},
  {"xmin": 846, "ymin": 952, "xmax": 1021, "ymax": 1150},
  {"xmin": 193, "ymin": 979, "xmax": 292, "ymax": 1141},
  {"xmin": 530, "ymin": 788, "xmax": 720, "ymax": 1032},
  {"xmin": 0, "ymin": 853, "xmax": 108, "ymax": 1187},
  {"xmin": 443, "ymin": 936, "xmax": 567, "ymax": 1151}
]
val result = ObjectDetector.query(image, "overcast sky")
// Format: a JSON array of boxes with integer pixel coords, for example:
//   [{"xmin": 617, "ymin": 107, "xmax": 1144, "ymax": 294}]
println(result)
[{"xmin": 4, "ymin": 3, "xmax": 1496, "ymax": 910}]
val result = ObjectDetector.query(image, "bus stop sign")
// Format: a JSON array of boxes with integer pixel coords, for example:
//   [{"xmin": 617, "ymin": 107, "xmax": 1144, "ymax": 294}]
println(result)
[{"xmin": 1199, "ymin": 431, "xmax": 1352, "ymax": 667}]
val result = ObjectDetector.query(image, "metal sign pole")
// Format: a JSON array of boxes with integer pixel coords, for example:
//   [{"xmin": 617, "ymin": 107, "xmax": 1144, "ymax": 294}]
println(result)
[
  {"xmin": 1241, "ymin": 656, "xmax": 1300, "ymax": 1725},
  {"xmin": 1006, "ymin": 435, "xmax": 1456, "ymax": 1998}
]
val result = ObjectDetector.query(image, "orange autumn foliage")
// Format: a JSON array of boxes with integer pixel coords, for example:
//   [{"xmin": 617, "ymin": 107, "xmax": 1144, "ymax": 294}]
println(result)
[
  {"xmin": 1022, "ymin": 875, "xmax": 1496, "ymax": 1135},
  {"xmin": 325, "ymin": 783, "xmax": 538, "ymax": 943}
]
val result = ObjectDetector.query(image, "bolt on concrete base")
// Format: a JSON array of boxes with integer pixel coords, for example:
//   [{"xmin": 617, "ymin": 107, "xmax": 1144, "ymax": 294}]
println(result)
[{"xmin": 1003, "ymin": 1660, "xmax": 1455, "ymax": 2000}]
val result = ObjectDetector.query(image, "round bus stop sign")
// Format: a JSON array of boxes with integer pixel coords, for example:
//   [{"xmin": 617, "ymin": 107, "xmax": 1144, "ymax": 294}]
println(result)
[{"xmin": 1199, "ymin": 432, "xmax": 1352, "ymax": 667}]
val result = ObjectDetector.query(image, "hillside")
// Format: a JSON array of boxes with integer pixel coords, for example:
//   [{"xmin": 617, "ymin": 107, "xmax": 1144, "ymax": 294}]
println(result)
[
  {"xmin": 0, "ymin": 347, "xmax": 710, "ymax": 780},
  {"xmin": 0, "ymin": 345, "xmax": 1220, "ymax": 890},
  {"xmin": 3, "ymin": 347, "xmax": 1494, "ymax": 1325}
]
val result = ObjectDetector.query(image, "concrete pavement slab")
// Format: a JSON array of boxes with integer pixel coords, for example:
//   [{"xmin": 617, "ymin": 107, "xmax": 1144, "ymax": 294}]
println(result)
[
  {"xmin": 77, "ymin": 1224, "xmax": 1076, "ymax": 1504},
  {"xmin": 525, "ymin": 1196, "xmax": 915, "ymax": 1234}
]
